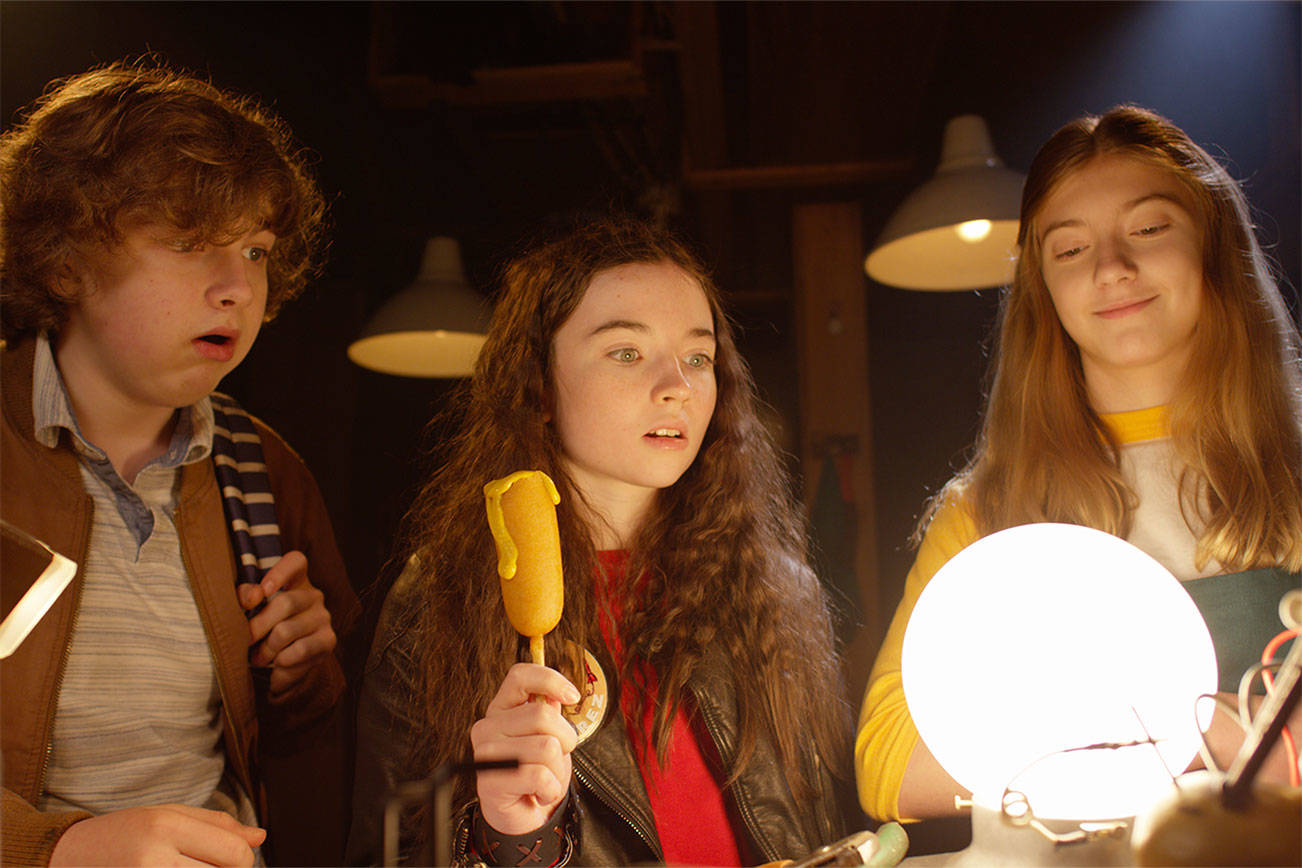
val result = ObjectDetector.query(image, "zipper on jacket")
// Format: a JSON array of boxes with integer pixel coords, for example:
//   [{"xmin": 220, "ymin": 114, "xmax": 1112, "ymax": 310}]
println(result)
[
  {"xmin": 691, "ymin": 691, "xmax": 780, "ymax": 863},
  {"xmin": 571, "ymin": 760, "xmax": 662, "ymax": 859},
  {"xmin": 452, "ymin": 812, "xmax": 478, "ymax": 868},
  {"xmin": 33, "ymin": 478, "xmax": 90, "ymax": 802},
  {"xmin": 174, "ymin": 503, "xmax": 256, "ymax": 809},
  {"xmin": 35, "ymin": 596, "xmax": 82, "ymax": 802}
]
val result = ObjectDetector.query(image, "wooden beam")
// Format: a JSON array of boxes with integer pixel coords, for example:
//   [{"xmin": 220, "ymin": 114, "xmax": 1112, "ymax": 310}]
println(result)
[
  {"xmin": 792, "ymin": 201, "xmax": 880, "ymax": 695},
  {"xmin": 683, "ymin": 158, "xmax": 912, "ymax": 191},
  {"xmin": 369, "ymin": 60, "xmax": 648, "ymax": 110},
  {"xmin": 672, "ymin": 1, "xmax": 727, "ymax": 171},
  {"xmin": 671, "ymin": 1, "xmax": 733, "ymax": 270}
]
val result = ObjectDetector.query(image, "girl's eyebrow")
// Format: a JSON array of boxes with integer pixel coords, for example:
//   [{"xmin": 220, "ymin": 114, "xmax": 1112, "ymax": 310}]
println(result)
[
  {"xmin": 590, "ymin": 319, "xmax": 647, "ymax": 336},
  {"xmin": 1039, "ymin": 192, "xmax": 1187, "ymax": 246},
  {"xmin": 589, "ymin": 320, "xmax": 716, "ymax": 341},
  {"xmin": 1039, "ymin": 217, "xmax": 1083, "ymax": 245},
  {"xmin": 1122, "ymin": 191, "xmax": 1186, "ymax": 213}
]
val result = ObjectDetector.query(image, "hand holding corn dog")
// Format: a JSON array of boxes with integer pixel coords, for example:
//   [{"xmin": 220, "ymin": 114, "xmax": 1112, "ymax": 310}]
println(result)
[{"xmin": 472, "ymin": 471, "xmax": 578, "ymax": 835}]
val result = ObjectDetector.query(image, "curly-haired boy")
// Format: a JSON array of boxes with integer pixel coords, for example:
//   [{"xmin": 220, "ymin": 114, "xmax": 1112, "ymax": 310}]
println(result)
[{"xmin": 1, "ymin": 59, "xmax": 359, "ymax": 866}]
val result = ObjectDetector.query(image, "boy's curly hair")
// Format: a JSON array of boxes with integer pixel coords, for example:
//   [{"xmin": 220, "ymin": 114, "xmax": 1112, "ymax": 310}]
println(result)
[{"xmin": 0, "ymin": 57, "xmax": 326, "ymax": 339}]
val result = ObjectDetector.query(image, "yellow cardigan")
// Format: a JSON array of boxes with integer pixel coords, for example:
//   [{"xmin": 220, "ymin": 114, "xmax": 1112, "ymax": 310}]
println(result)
[{"xmin": 854, "ymin": 406, "xmax": 1168, "ymax": 821}]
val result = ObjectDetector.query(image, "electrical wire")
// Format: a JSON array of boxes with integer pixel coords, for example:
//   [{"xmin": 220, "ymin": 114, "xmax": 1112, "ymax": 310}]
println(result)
[
  {"xmin": 1194, "ymin": 692, "xmax": 1243, "ymax": 774},
  {"xmin": 1260, "ymin": 628, "xmax": 1299, "ymax": 786},
  {"xmin": 1237, "ymin": 661, "xmax": 1278, "ymax": 724},
  {"xmin": 1192, "ymin": 624, "xmax": 1301, "ymax": 786}
]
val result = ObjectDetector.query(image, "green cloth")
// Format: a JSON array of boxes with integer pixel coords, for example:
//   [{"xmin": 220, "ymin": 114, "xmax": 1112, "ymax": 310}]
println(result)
[{"xmin": 1182, "ymin": 567, "xmax": 1301, "ymax": 693}]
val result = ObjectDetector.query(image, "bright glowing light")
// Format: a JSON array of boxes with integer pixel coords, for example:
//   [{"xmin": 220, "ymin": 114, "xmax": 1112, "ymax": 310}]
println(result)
[
  {"xmin": 901, "ymin": 523, "xmax": 1217, "ymax": 820},
  {"xmin": 955, "ymin": 219, "xmax": 993, "ymax": 243}
]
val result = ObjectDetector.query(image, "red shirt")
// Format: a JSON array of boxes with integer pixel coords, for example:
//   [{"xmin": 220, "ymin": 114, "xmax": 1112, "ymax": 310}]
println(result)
[{"xmin": 595, "ymin": 550, "xmax": 743, "ymax": 866}]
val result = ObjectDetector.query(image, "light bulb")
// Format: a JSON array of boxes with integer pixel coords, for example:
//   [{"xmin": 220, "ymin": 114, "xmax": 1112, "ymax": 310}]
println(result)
[
  {"xmin": 902, "ymin": 523, "xmax": 1217, "ymax": 820},
  {"xmin": 955, "ymin": 219, "xmax": 993, "ymax": 243}
]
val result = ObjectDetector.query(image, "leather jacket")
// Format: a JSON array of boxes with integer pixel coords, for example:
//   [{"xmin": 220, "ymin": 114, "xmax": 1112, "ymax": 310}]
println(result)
[{"xmin": 348, "ymin": 561, "xmax": 851, "ymax": 866}]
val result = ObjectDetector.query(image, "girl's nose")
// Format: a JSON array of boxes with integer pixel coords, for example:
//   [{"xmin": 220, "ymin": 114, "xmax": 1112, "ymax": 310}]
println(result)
[
  {"xmin": 652, "ymin": 358, "xmax": 692, "ymax": 403},
  {"xmin": 1093, "ymin": 237, "xmax": 1138, "ymax": 287}
]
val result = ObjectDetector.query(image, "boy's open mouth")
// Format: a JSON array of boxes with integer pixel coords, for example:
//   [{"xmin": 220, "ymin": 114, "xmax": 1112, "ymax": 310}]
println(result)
[{"xmin": 194, "ymin": 330, "xmax": 238, "ymax": 362}]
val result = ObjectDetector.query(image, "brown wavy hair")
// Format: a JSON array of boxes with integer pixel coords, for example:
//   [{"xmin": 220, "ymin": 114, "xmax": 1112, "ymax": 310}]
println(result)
[
  {"xmin": 0, "ymin": 57, "xmax": 326, "ymax": 339},
  {"xmin": 935, "ymin": 105, "xmax": 1302, "ymax": 571},
  {"xmin": 402, "ymin": 215, "xmax": 849, "ymax": 802}
]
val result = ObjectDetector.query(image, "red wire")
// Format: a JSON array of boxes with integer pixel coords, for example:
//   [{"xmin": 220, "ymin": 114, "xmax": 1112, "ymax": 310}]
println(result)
[{"xmin": 1261, "ymin": 628, "xmax": 1299, "ymax": 787}]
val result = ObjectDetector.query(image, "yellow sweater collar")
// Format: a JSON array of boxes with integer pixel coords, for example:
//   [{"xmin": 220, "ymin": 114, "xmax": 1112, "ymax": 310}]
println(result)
[{"xmin": 1099, "ymin": 405, "xmax": 1169, "ymax": 444}]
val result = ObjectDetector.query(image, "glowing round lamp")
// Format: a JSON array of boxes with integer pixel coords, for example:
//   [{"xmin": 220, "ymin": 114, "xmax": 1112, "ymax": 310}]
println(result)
[
  {"xmin": 902, "ymin": 523, "xmax": 1217, "ymax": 821},
  {"xmin": 865, "ymin": 115, "xmax": 1024, "ymax": 291}
]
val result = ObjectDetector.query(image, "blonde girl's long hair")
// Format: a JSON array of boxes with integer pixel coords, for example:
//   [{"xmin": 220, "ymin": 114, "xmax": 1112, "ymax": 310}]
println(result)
[{"xmin": 934, "ymin": 105, "xmax": 1302, "ymax": 572}]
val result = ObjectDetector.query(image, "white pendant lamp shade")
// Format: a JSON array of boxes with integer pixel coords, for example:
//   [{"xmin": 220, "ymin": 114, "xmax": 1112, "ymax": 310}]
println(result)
[
  {"xmin": 865, "ymin": 115, "xmax": 1025, "ymax": 291},
  {"xmin": 348, "ymin": 237, "xmax": 488, "ymax": 378}
]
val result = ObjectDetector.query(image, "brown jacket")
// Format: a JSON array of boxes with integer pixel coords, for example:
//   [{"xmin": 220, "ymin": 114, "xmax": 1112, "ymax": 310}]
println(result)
[{"xmin": 1, "ymin": 337, "xmax": 360, "ymax": 866}]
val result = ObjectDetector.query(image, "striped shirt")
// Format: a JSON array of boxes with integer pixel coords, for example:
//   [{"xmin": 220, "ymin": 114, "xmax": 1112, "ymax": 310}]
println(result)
[{"xmin": 30, "ymin": 334, "xmax": 256, "ymax": 829}]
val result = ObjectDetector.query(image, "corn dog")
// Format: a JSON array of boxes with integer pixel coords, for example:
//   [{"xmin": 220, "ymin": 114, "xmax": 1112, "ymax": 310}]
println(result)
[{"xmin": 484, "ymin": 470, "xmax": 563, "ymax": 666}]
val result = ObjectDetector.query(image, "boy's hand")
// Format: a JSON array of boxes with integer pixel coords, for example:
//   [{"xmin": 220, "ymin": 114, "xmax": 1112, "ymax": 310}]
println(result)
[
  {"xmin": 238, "ymin": 549, "xmax": 337, "ymax": 696},
  {"xmin": 50, "ymin": 804, "xmax": 264, "ymax": 867}
]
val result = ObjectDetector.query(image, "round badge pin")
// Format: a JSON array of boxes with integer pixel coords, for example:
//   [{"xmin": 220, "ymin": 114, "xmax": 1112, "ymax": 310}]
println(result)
[{"xmin": 561, "ymin": 643, "xmax": 608, "ymax": 745}]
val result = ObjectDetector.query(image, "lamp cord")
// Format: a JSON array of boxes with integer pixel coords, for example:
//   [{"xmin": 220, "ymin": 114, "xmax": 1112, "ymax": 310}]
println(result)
[{"xmin": 1259, "ymin": 629, "xmax": 1299, "ymax": 786}]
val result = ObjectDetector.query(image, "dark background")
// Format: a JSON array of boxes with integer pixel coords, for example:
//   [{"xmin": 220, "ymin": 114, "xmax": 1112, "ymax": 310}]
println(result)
[{"xmin": 3, "ymin": 0, "xmax": 1299, "ymax": 850}]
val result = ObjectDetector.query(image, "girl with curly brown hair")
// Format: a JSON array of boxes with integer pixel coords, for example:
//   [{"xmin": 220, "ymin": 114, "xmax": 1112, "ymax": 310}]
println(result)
[{"xmin": 348, "ymin": 216, "xmax": 855, "ymax": 866}]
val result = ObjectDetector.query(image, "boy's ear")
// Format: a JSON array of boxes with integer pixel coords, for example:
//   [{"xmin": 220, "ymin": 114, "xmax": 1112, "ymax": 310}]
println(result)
[{"xmin": 51, "ymin": 256, "xmax": 87, "ymax": 303}]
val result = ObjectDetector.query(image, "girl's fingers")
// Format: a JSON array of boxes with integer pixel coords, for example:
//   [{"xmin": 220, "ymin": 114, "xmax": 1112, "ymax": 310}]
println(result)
[
  {"xmin": 487, "ymin": 662, "xmax": 581, "ymax": 711},
  {"xmin": 475, "ymin": 733, "xmax": 570, "ymax": 768},
  {"xmin": 472, "ymin": 703, "xmax": 578, "ymax": 755}
]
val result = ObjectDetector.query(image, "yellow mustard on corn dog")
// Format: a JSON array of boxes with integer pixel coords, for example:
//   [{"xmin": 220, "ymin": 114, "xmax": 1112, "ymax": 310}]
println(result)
[{"xmin": 484, "ymin": 470, "xmax": 563, "ymax": 666}]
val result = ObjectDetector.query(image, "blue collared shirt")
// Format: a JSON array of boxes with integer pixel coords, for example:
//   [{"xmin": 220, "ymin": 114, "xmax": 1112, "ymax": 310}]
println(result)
[{"xmin": 31, "ymin": 333, "xmax": 215, "ymax": 547}]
